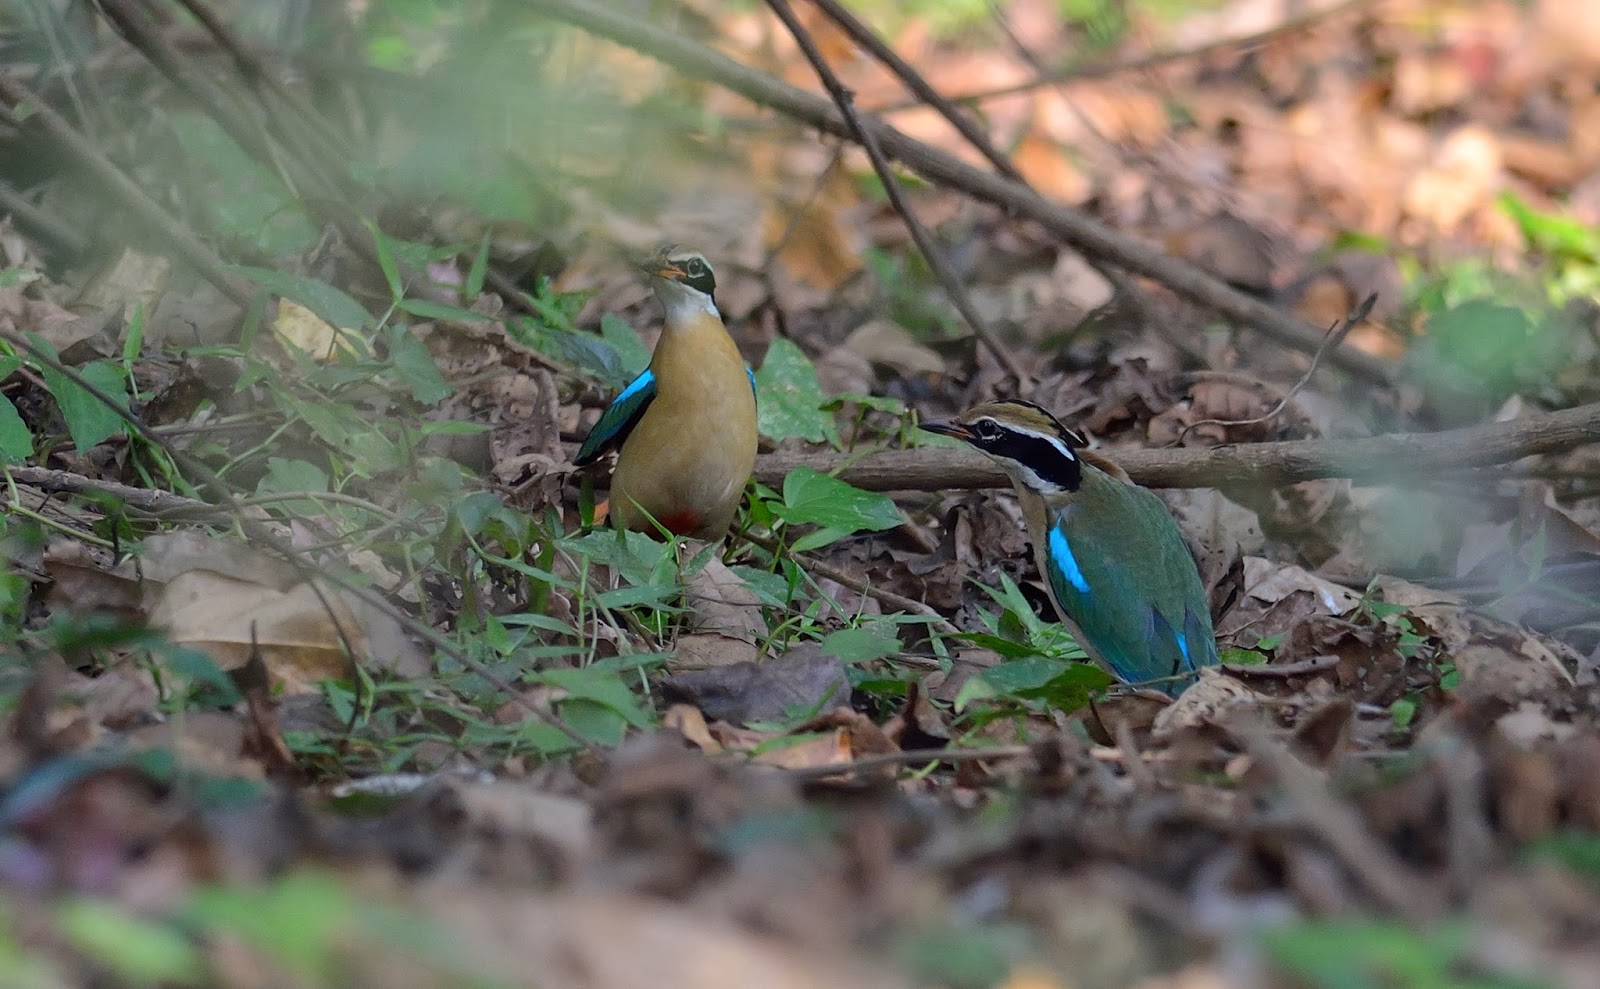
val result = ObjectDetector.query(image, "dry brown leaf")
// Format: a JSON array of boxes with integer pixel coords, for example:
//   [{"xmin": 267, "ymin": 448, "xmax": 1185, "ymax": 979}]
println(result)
[
  {"xmin": 74, "ymin": 246, "xmax": 171, "ymax": 323},
  {"xmin": 663, "ymin": 703, "xmax": 723, "ymax": 753},
  {"xmin": 148, "ymin": 570, "xmax": 362, "ymax": 694},
  {"xmin": 843, "ymin": 318, "xmax": 944, "ymax": 377},
  {"xmin": 139, "ymin": 532, "xmax": 424, "ymax": 692},
  {"xmin": 1243, "ymin": 558, "xmax": 1361, "ymax": 615},
  {"xmin": 662, "ymin": 644, "xmax": 848, "ymax": 725},
  {"xmin": 43, "ymin": 541, "xmax": 143, "ymax": 624},
  {"xmin": 430, "ymin": 887, "xmax": 911, "ymax": 989},
  {"xmin": 1403, "ymin": 125, "xmax": 1504, "ymax": 233},
  {"xmin": 275, "ymin": 298, "xmax": 359, "ymax": 361},
  {"xmin": 1012, "ymin": 131, "xmax": 1092, "ymax": 205},
  {"xmin": 684, "ymin": 555, "xmax": 766, "ymax": 642}
]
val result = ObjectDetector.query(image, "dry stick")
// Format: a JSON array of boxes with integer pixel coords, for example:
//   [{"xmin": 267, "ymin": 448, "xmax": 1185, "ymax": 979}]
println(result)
[
  {"xmin": 520, "ymin": 0, "xmax": 1391, "ymax": 383},
  {"xmin": 803, "ymin": 0, "xmax": 1145, "ymax": 322},
  {"xmin": 173, "ymin": 0, "xmax": 354, "ymax": 167},
  {"xmin": 96, "ymin": 0, "xmax": 350, "ymax": 207},
  {"xmin": 764, "ymin": 0, "xmax": 1028, "ymax": 384},
  {"xmin": 1171, "ymin": 293, "xmax": 1375, "ymax": 446},
  {"xmin": 783, "ymin": 743, "xmax": 1033, "ymax": 780},
  {"xmin": 1239, "ymin": 725, "xmax": 1438, "ymax": 925},
  {"xmin": 754, "ymin": 399, "xmax": 1600, "ymax": 492},
  {"xmin": 920, "ymin": 0, "xmax": 1377, "ymax": 107},
  {"xmin": 803, "ymin": 0, "xmax": 1025, "ymax": 184},
  {"xmin": 0, "ymin": 181, "xmax": 86, "ymax": 257},
  {"xmin": 3, "ymin": 336, "xmax": 595, "ymax": 752},
  {"xmin": 0, "ymin": 82, "xmax": 251, "ymax": 308}
]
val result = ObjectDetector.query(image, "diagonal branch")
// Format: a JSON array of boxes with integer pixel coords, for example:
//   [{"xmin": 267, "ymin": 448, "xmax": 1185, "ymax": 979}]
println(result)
[
  {"xmin": 522, "ymin": 0, "xmax": 1394, "ymax": 384},
  {"xmin": 765, "ymin": 0, "xmax": 1028, "ymax": 383}
]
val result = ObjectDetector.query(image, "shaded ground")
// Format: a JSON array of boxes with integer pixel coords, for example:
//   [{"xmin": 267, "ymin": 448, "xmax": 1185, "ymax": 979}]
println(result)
[{"xmin": 2, "ymin": 0, "xmax": 1600, "ymax": 986}]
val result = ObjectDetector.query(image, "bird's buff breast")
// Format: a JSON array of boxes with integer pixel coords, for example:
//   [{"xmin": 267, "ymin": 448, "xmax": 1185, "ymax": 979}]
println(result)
[{"xmin": 611, "ymin": 341, "xmax": 757, "ymax": 537}]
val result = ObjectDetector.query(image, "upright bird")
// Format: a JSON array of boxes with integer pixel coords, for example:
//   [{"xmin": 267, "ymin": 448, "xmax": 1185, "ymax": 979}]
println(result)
[
  {"xmin": 921, "ymin": 400, "xmax": 1218, "ymax": 694},
  {"xmin": 573, "ymin": 246, "xmax": 758, "ymax": 540}
]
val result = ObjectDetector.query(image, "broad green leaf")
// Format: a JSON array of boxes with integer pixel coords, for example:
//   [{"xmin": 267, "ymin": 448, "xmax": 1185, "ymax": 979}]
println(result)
[
  {"xmin": 600, "ymin": 313, "xmax": 651, "ymax": 380},
  {"xmin": 0, "ymin": 394, "xmax": 32, "ymax": 462},
  {"xmin": 755, "ymin": 338, "xmax": 835, "ymax": 443},
  {"xmin": 229, "ymin": 265, "xmax": 372, "ymax": 331},
  {"xmin": 774, "ymin": 467, "xmax": 902, "ymax": 535},
  {"xmin": 58, "ymin": 900, "xmax": 202, "ymax": 984},
  {"xmin": 821, "ymin": 622, "xmax": 902, "ymax": 663},
  {"xmin": 41, "ymin": 359, "xmax": 126, "ymax": 452},
  {"xmin": 386, "ymin": 325, "xmax": 451, "ymax": 404},
  {"xmin": 538, "ymin": 667, "xmax": 653, "ymax": 729}
]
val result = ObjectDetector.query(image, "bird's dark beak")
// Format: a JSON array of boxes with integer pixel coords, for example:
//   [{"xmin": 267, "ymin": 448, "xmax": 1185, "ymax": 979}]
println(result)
[
  {"xmin": 635, "ymin": 244, "xmax": 682, "ymax": 280},
  {"xmin": 920, "ymin": 419, "xmax": 973, "ymax": 442}
]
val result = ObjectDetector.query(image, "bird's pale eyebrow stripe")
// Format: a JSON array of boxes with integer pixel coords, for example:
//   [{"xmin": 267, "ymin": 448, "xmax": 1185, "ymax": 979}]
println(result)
[{"xmin": 1006, "ymin": 425, "xmax": 1076, "ymax": 462}]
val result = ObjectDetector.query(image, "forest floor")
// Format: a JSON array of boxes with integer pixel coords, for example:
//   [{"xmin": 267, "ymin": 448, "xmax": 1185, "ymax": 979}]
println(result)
[{"xmin": 2, "ymin": 0, "xmax": 1600, "ymax": 986}]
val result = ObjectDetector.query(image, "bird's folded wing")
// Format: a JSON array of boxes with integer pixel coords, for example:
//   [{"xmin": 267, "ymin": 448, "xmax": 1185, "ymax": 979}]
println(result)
[{"xmin": 574, "ymin": 368, "xmax": 657, "ymax": 466}]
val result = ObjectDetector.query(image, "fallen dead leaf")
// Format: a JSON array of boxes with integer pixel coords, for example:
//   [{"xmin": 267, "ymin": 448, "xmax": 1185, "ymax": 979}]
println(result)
[{"xmin": 662, "ymin": 644, "xmax": 848, "ymax": 725}]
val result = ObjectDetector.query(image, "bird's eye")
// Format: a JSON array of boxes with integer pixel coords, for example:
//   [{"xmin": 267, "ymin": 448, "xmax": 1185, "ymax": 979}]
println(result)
[
  {"xmin": 683, "ymin": 258, "xmax": 706, "ymax": 277},
  {"xmin": 974, "ymin": 419, "xmax": 1001, "ymax": 441}
]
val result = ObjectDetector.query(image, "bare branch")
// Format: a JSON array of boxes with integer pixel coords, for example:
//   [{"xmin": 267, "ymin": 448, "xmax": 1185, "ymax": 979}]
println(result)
[
  {"xmin": 521, "ymin": 0, "xmax": 1395, "ymax": 384},
  {"xmin": 753, "ymin": 400, "xmax": 1600, "ymax": 491},
  {"xmin": 764, "ymin": 0, "xmax": 1029, "ymax": 383}
]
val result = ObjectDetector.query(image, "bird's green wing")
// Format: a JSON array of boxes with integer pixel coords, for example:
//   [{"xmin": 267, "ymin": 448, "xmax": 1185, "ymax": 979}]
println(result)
[
  {"xmin": 1043, "ymin": 472, "xmax": 1218, "ymax": 693},
  {"xmin": 574, "ymin": 368, "xmax": 656, "ymax": 466}
]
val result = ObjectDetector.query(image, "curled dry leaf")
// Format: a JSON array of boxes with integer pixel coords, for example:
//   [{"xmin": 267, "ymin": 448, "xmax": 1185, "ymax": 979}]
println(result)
[
  {"xmin": 1152, "ymin": 669, "xmax": 1256, "ymax": 739},
  {"xmin": 140, "ymin": 531, "xmax": 426, "ymax": 694},
  {"xmin": 662, "ymin": 644, "xmax": 848, "ymax": 725}
]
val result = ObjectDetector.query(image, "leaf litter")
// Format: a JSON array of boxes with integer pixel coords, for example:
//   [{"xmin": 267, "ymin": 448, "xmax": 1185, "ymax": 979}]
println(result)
[{"xmin": 3, "ymin": 0, "xmax": 1600, "ymax": 985}]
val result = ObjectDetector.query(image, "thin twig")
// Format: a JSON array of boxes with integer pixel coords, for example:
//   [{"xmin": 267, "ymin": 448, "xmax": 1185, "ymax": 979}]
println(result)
[
  {"xmin": 904, "ymin": 0, "xmax": 1376, "ymax": 108},
  {"xmin": 1171, "ymin": 293, "xmax": 1375, "ymax": 446},
  {"xmin": 0, "ymin": 80, "xmax": 251, "ymax": 308},
  {"xmin": 753, "ymin": 399, "xmax": 1600, "ymax": 491},
  {"xmin": 4, "ymin": 334, "xmax": 596, "ymax": 752},
  {"xmin": 1222, "ymin": 654, "xmax": 1341, "ymax": 678},
  {"xmin": 743, "ymin": 531, "xmax": 957, "ymax": 641},
  {"xmin": 764, "ymin": 0, "xmax": 1030, "ymax": 384},
  {"xmin": 781, "ymin": 743, "xmax": 1033, "ymax": 780},
  {"xmin": 522, "ymin": 0, "xmax": 1393, "ymax": 383},
  {"xmin": 803, "ymin": 0, "xmax": 1025, "ymax": 184}
]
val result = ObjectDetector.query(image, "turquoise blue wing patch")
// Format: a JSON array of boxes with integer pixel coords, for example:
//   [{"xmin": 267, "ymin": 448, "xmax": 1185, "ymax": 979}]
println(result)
[{"xmin": 574, "ymin": 368, "xmax": 656, "ymax": 466}]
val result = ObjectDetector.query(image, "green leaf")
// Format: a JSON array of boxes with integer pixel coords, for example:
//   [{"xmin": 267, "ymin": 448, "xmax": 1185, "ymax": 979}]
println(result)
[
  {"xmin": 1218, "ymin": 648, "xmax": 1265, "ymax": 665},
  {"xmin": 980, "ymin": 655, "xmax": 1068, "ymax": 693},
  {"xmin": 256, "ymin": 458, "xmax": 330, "ymax": 515},
  {"xmin": 41, "ymin": 358, "xmax": 126, "ymax": 452},
  {"xmin": 0, "ymin": 394, "xmax": 32, "ymax": 462},
  {"xmin": 396, "ymin": 298, "xmax": 490, "ymax": 322},
  {"xmin": 755, "ymin": 338, "xmax": 835, "ymax": 443},
  {"xmin": 466, "ymin": 231, "xmax": 491, "ymax": 297},
  {"xmin": 58, "ymin": 899, "xmax": 202, "ymax": 984},
  {"xmin": 600, "ymin": 314, "xmax": 652, "ymax": 379},
  {"xmin": 1390, "ymin": 697, "xmax": 1417, "ymax": 728},
  {"xmin": 370, "ymin": 222, "xmax": 404, "ymax": 300},
  {"xmin": 229, "ymin": 265, "xmax": 373, "ymax": 330},
  {"xmin": 385, "ymin": 325, "xmax": 451, "ymax": 404},
  {"xmin": 821, "ymin": 622, "xmax": 902, "ymax": 664},
  {"xmin": 538, "ymin": 666, "xmax": 653, "ymax": 729},
  {"xmin": 774, "ymin": 467, "xmax": 903, "ymax": 537}
]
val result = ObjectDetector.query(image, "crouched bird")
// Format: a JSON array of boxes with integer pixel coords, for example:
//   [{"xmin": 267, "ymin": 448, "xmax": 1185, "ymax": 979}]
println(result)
[
  {"xmin": 573, "ymin": 246, "xmax": 758, "ymax": 540},
  {"xmin": 921, "ymin": 400, "xmax": 1218, "ymax": 694}
]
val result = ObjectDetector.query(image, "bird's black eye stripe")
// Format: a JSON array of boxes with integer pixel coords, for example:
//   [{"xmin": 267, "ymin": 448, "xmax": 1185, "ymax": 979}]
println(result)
[{"xmin": 977, "ymin": 427, "xmax": 1081, "ymax": 491}]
